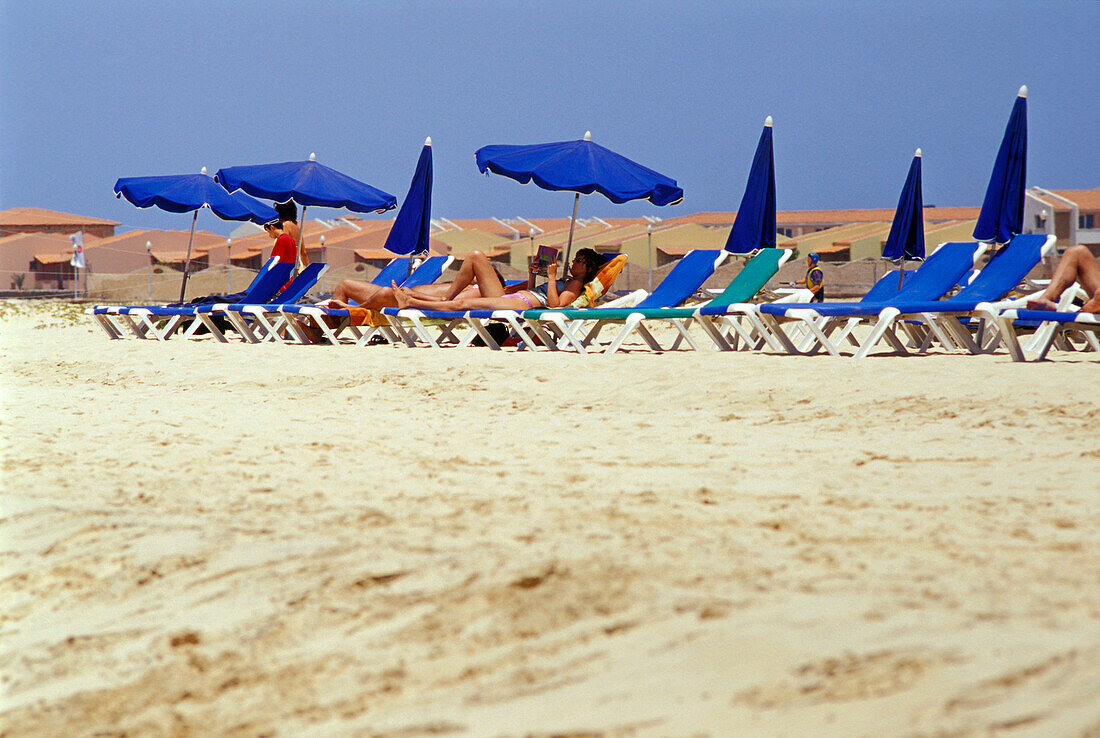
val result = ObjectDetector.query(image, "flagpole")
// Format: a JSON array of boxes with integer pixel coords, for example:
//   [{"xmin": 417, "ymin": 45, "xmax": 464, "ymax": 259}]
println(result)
[{"xmin": 81, "ymin": 227, "xmax": 86, "ymax": 299}]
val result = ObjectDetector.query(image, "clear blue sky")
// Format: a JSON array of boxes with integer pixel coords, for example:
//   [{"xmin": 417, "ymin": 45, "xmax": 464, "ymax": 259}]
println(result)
[{"xmin": 2, "ymin": 1, "xmax": 1097, "ymax": 235}]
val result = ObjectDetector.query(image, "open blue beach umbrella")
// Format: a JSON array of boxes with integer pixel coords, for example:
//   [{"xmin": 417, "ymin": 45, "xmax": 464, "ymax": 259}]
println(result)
[
  {"xmin": 114, "ymin": 168, "xmax": 278, "ymax": 302},
  {"xmin": 973, "ymin": 86, "xmax": 1027, "ymax": 245},
  {"xmin": 216, "ymin": 154, "xmax": 398, "ymax": 273},
  {"xmin": 475, "ymin": 131, "xmax": 683, "ymax": 267},
  {"xmin": 725, "ymin": 116, "xmax": 777, "ymax": 255},
  {"xmin": 882, "ymin": 149, "xmax": 926, "ymax": 288},
  {"xmin": 383, "ymin": 138, "xmax": 433, "ymax": 257}
]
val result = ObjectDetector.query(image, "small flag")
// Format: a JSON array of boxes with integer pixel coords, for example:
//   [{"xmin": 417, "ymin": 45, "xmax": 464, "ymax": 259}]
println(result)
[{"xmin": 70, "ymin": 232, "xmax": 86, "ymax": 268}]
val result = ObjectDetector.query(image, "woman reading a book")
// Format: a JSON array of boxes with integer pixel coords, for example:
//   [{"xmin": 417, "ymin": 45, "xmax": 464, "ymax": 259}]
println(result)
[{"xmin": 393, "ymin": 248, "xmax": 603, "ymax": 312}]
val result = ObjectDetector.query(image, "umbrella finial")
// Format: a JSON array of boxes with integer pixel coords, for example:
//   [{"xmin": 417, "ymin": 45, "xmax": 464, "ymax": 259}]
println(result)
[
  {"xmin": 200, "ymin": 166, "xmax": 207, "ymax": 175},
  {"xmin": 1018, "ymin": 85, "xmax": 1027, "ymax": 98},
  {"xmin": 764, "ymin": 115, "xmax": 773, "ymax": 127},
  {"xmin": 309, "ymin": 152, "xmax": 317, "ymax": 161},
  {"xmin": 425, "ymin": 136, "xmax": 432, "ymax": 146},
  {"xmin": 915, "ymin": 148, "xmax": 922, "ymax": 157},
  {"xmin": 583, "ymin": 131, "xmax": 592, "ymax": 141}
]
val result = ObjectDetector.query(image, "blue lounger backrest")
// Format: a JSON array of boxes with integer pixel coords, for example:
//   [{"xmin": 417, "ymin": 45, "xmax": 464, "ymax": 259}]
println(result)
[
  {"xmin": 636, "ymin": 249, "xmax": 725, "ymax": 309},
  {"xmin": 950, "ymin": 234, "xmax": 1048, "ymax": 303},
  {"xmin": 268, "ymin": 262, "xmax": 327, "ymax": 305},
  {"xmin": 372, "ymin": 258, "xmax": 413, "ymax": 286},
  {"xmin": 401, "ymin": 255, "xmax": 450, "ymax": 288},
  {"xmin": 240, "ymin": 261, "xmax": 295, "ymax": 303},
  {"xmin": 863, "ymin": 270, "xmax": 913, "ymax": 303},
  {"xmin": 888, "ymin": 242, "xmax": 981, "ymax": 302}
]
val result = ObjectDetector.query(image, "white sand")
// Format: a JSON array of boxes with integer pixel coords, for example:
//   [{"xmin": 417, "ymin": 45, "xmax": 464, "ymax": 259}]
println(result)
[{"xmin": 1, "ymin": 301, "xmax": 1098, "ymax": 737}]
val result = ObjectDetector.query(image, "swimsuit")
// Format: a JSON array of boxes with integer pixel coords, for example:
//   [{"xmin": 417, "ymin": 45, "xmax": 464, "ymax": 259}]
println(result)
[{"xmin": 509, "ymin": 291, "xmax": 546, "ymax": 309}]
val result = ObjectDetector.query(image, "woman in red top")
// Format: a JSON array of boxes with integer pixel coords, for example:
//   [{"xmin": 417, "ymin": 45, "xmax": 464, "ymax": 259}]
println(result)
[
  {"xmin": 264, "ymin": 219, "xmax": 298, "ymax": 264},
  {"xmin": 263, "ymin": 219, "xmax": 299, "ymax": 294}
]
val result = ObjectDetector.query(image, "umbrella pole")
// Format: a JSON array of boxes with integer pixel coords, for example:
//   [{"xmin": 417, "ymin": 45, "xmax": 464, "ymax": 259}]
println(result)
[
  {"xmin": 897, "ymin": 260, "xmax": 905, "ymax": 290},
  {"xmin": 179, "ymin": 210, "xmax": 198, "ymax": 303},
  {"xmin": 562, "ymin": 192, "xmax": 580, "ymax": 283},
  {"xmin": 296, "ymin": 203, "xmax": 306, "ymax": 277}
]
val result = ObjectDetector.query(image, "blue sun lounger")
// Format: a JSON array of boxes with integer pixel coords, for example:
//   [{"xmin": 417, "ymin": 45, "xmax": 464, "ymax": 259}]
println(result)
[
  {"xmin": 756, "ymin": 241, "xmax": 988, "ymax": 357},
  {"xmin": 88, "ymin": 258, "xmax": 293, "ymax": 341},
  {"xmin": 517, "ymin": 249, "xmax": 730, "ymax": 353},
  {"xmin": 278, "ymin": 255, "xmax": 454, "ymax": 345},
  {"xmin": 380, "ymin": 253, "xmax": 640, "ymax": 350},
  {"xmin": 735, "ymin": 266, "xmax": 915, "ymax": 354},
  {"xmin": 991, "ymin": 308, "xmax": 1100, "ymax": 361},
  {"xmin": 864, "ymin": 234, "xmax": 1056, "ymax": 356},
  {"xmin": 202, "ymin": 262, "xmax": 330, "ymax": 342},
  {"xmin": 571, "ymin": 248, "xmax": 796, "ymax": 353}
]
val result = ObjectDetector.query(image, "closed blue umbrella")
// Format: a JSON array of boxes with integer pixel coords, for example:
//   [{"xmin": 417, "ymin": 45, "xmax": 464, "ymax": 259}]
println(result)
[
  {"xmin": 882, "ymin": 148, "xmax": 926, "ymax": 288},
  {"xmin": 475, "ymin": 131, "xmax": 683, "ymax": 268},
  {"xmin": 383, "ymin": 138, "xmax": 433, "ymax": 257},
  {"xmin": 114, "ymin": 168, "xmax": 278, "ymax": 302},
  {"xmin": 216, "ymin": 154, "xmax": 398, "ymax": 272},
  {"xmin": 725, "ymin": 116, "xmax": 777, "ymax": 255},
  {"xmin": 974, "ymin": 86, "xmax": 1027, "ymax": 245}
]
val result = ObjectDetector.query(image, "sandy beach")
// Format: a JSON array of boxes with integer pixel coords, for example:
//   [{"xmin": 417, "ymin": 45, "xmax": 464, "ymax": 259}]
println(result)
[{"xmin": 1, "ymin": 300, "xmax": 1097, "ymax": 737}]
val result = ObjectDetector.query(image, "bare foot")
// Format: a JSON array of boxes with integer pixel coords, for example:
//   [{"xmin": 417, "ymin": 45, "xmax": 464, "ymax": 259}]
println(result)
[
  {"xmin": 393, "ymin": 286, "xmax": 410, "ymax": 309},
  {"xmin": 1025, "ymin": 297, "xmax": 1058, "ymax": 311},
  {"xmin": 1082, "ymin": 296, "xmax": 1100, "ymax": 314}
]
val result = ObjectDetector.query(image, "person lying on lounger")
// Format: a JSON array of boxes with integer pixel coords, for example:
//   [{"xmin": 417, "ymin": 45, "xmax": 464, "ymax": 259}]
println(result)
[
  {"xmin": 1026, "ymin": 244, "xmax": 1100, "ymax": 313},
  {"xmin": 392, "ymin": 248, "xmax": 603, "ymax": 312},
  {"xmin": 324, "ymin": 248, "xmax": 602, "ymax": 311}
]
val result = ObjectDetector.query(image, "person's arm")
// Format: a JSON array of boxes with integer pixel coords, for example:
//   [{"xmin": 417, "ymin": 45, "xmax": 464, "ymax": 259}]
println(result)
[{"xmin": 544, "ymin": 261, "xmax": 584, "ymax": 308}]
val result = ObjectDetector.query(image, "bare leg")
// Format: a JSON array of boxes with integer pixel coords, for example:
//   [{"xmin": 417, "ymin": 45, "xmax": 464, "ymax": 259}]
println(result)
[
  {"xmin": 441, "ymin": 251, "xmax": 505, "ymax": 299},
  {"xmin": 333, "ymin": 279, "xmax": 385, "ymax": 305},
  {"xmin": 394, "ymin": 287, "xmax": 528, "ymax": 312},
  {"xmin": 1029, "ymin": 245, "xmax": 1100, "ymax": 310}
]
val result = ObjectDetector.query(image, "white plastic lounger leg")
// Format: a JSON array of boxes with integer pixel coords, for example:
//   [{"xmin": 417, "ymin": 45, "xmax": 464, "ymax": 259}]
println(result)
[
  {"xmin": 995, "ymin": 315, "xmax": 1028, "ymax": 361},
  {"xmin": 224, "ymin": 310, "xmax": 261, "ymax": 343},
  {"xmin": 191, "ymin": 311, "xmax": 229, "ymax": 343},
  {"xmin": 669, "ymin": 319, "xmax": 700, "ymax": 351},
  {"xmin": 754, "ymin": 312, "xmax": 801, "ymax": 354},
  {"xmin": 540, "ymin": 313, "xmax": 588, "ymax": 353},
  {"xmin": 91, "ymin": 313, "xmax": 125, "ymax": 339},
  {"xmin": 465, "ymin": 318, "xmax": 501, "ymax": 349},
  {"xmin": 523, "ymin": 317, "xmax": 563, "ymax": 351},
  {"xmin": 852, "ymin": 309, "xmax": 901, "ymax": 359},
  {"xmin": 498, "ymin": 313, "xmax": 542, "ymax": 350},
  {"xmin": 605, "ymin": 316, "xmax": 643, "ymax": 354},
  {"xmin": 697, "ymin": 316, "xmax": 734, "ymax": 351}
]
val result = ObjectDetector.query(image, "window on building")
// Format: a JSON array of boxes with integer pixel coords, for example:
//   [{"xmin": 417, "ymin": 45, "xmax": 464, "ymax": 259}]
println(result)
[
  {"xmin": 1079, "ymin": 214, "xmax": 1095, "ymax": 229},
  {"xmin": 1035, "ymin": 215, "xmax": 1045, "ymax": 230},
  {"xmin": 778, "ymin": 227, "xmax": 793, "ymax": 237}
]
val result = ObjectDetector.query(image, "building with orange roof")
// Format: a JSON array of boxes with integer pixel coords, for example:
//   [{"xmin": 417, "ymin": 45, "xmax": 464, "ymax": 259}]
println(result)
[
  {"xmin": 0, "ymin": 232, "xmax": 93, "ymax": 289},
  {"xmin": 665, "ymin": 207, "xmax": 981, "ymax": 238},
  {"xmin": 1025, "ymin": 186, "xmax": 1100, "ymax": 249},
  {"xmin": 0, "ymin": 207, "xmax": 119, "ymax": 238}
]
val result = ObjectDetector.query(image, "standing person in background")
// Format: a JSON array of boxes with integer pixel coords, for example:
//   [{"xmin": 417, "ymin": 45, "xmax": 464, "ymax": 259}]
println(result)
[
  {"xmin": 264, "ymin": 218, "xmax": 297, "ymax": 293},
  {"xmin": 264, "ymin": 218, "xmax": 297, "ymax": 265},
  {"xmin": 275, "ymin": 201, "xmax": 307, "ymax": 269},
  {"xmin": 805, "ymin": 252, "xmax": 825, "ymax": 302}
]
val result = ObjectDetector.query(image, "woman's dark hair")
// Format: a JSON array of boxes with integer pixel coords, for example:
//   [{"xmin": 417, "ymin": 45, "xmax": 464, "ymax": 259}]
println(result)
[
  {"xmin": 573, "ymin": 248, "xmax": 603, "ymax": 282},
  {"xmin": 275, "ymin": 201, "xmax": 297, "ymax": 223}
]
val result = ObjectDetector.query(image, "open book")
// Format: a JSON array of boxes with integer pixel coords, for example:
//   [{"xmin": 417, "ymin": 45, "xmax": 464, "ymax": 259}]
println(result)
[{"xmin": 533, "ymin": 245, "xmax": 558, "ymax": 277}]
